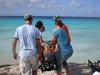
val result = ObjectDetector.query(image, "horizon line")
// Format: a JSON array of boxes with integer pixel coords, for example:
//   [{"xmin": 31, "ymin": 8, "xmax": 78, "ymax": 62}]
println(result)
[{"xmin": 0, "ymin": 16, "xmax": 100, "ymax": 19}]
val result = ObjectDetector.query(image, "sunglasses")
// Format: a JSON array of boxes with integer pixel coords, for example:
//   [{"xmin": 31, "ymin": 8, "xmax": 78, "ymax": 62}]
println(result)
[{"xmin": 42, "ymin": 26, "xmax": 45, "ymax": 32}]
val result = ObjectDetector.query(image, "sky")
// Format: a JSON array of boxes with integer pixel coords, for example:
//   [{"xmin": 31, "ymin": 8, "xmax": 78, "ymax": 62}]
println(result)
[{"xmin": 0, "ymin": 0, "xmax": 100, "ymax": 17}]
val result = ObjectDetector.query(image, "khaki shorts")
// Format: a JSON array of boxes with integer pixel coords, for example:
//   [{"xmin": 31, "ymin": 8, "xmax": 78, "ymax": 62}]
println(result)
[{"xmin": 20, "ymin": 56, "xmax": 39, "ymax": 75}]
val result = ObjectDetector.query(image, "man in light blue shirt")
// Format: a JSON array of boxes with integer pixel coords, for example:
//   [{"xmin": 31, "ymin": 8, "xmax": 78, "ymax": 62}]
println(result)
[{"xmin": 12, "ymin": 14, "xmax": 42, "ymax": 75}]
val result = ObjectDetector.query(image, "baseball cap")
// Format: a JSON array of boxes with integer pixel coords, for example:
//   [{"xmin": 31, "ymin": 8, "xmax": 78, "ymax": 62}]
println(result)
[{"xmin": 24, "ymin": 13, "xmax": 33, "ymax": 20}]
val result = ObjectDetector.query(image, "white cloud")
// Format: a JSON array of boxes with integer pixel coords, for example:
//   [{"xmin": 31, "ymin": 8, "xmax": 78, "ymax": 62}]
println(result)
[
  {"xmin": 0, "ymin": 0, "xmax": 29, "ymax": 15},
  {"xmin": 28, "ymin": 0, "xmax": 40, "ymax": 7},
  {"xmin": 30, "ymin": 0, "xmax": 40, "ymax": 3},
  {"xmin": 28, "ymin": 4, "xmax": 32, "ymax": 8},
  {"xmin": 49, "ymin": 0, "xmax": 56, "ymax": 4},
  {"xmin": 0, "ymin": 0, "xmax": 25, "ymax": 8},
  {"xmin": 40, "ymin": 4, "xmax": 46, "ymax": 8},
  {"xmin": 71, "ymin": 0, "xmax": 79, "ymax": 7},
  {"xmin": 40, "ymin": 0, "xmax": 57, "ymax": 8}
]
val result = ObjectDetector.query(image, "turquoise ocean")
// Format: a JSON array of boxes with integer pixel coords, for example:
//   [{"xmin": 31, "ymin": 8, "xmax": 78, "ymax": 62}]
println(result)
[{"xmin": 0, "ymin": 16, "xmax": 100, "ymax": 64}]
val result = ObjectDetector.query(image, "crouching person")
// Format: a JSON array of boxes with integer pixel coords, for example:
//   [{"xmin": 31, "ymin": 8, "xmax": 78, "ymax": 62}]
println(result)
[{"xmin": 51, "ymin": 21, "xmax": 73, "ymax": 75}]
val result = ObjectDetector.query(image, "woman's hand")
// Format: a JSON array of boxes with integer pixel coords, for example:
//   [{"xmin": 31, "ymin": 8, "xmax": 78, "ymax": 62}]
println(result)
[{"xmin": 38, "ymin": 54, "xmax": 42, "ymax": 61}]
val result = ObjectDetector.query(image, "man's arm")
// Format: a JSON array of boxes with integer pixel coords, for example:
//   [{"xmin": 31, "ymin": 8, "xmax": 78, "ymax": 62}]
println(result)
[
  {"xmin": 40, "ymin": 35, "xmax": 44, "ymax": 44},
  {"xmin": 12, "ymin": 38, "xmax": 18, "ymax": 60},
  {"xmin": 36, "ymin": 39, "xmax": 42, "ymax": 60}
]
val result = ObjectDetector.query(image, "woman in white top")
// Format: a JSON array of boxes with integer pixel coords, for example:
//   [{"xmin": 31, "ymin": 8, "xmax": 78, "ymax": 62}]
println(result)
[{"xmin": 35, "ymin": 20, "xmax": 45, "ymax": 44}]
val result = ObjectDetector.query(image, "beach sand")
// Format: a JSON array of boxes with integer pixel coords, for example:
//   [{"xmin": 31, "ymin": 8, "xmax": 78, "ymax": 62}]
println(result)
[{"xmin": 0, "ymin": 63, "xmax": 91, "ymax": 75}]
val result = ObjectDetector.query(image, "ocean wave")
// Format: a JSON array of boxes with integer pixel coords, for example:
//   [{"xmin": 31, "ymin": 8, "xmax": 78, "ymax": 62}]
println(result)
[{"xmin": 0, "ymin": 29, "xmax": 15, "ymax": 33}]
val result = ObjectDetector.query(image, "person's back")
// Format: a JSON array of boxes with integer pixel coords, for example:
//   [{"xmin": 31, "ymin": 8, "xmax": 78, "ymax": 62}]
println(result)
[
  {"xmin": 15, "ymin": 24, "xmax": 40, "ymax": 58},
  {"xmin": 53, "ymin": 28, "xmax": 72, "ymax": 56},
  {"xmin": 62, "ymin": 24, "xmax": 71, "ymax": 43}
]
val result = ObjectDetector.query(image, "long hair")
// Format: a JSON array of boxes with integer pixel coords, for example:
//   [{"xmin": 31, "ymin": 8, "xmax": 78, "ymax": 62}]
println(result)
[{"xmin": 55, "ymin": 20, "xmax": 63, "ymax": 27}]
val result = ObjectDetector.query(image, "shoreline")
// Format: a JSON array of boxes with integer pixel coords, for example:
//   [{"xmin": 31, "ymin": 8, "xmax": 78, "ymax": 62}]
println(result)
[{"xmin": 0, "ymin": 63, "xmax": 91, "ymax": 75}]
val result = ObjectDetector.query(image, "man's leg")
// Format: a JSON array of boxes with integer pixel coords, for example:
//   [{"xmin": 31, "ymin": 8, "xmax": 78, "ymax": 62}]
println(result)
[
  {"xmin": 32, "ymin": 70, "xmax": 37, "ymax": 75},
  {"xmin": 20, "ymin": 57, "xmax": 31, "ymax": 75},
  {"xmin": 30, "ymin": 56, "xmax": 39, "ymax": 75}
]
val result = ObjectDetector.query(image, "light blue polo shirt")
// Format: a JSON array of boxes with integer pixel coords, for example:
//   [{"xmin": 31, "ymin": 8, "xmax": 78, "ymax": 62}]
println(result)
[
  {"xmin": 14, "ymin": 24, "xmax": 40, "ymax": 58},
  {"xmin": 53, "ymin": 28, "xmax": 73, "ymax": 56}
]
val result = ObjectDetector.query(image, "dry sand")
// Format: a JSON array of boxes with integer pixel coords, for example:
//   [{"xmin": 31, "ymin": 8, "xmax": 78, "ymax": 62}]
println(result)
[{"xmin": 0, "ymin": 63, "xmax": 92, "ymax": 75}]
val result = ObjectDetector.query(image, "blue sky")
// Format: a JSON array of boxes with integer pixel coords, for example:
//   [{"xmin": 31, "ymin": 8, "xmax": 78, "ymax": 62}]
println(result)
[{"xmin": 0, "ymin": 0, "xmax": 100, "ymax": 17}]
